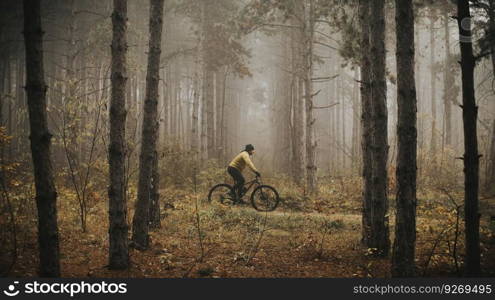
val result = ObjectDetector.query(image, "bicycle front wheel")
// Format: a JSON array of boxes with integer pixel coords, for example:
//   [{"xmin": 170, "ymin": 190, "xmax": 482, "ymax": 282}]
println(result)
[
  {"xmin": 250, "ymin": 185, "xmax": 280, "ymax": 212},
  {"xmin": 208, "ymin": 183, "xmax": 236, "ymax": 206}
]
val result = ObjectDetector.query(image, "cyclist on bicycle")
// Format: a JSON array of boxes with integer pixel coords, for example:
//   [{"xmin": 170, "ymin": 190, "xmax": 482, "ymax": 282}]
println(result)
[{"xmin": 227, "ymin": 144, "xmax": 260, "ymax": 200}]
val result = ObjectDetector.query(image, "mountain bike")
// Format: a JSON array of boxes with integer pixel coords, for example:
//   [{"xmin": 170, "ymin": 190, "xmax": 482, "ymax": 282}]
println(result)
[{"xmin": 207, "ymin": 175, "xmax": 280, "ymax": 212}]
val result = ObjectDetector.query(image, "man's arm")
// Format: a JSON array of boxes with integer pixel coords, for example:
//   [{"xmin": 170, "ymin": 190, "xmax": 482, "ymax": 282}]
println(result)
[{"xmin": 242, "ymin": 152, "xmax": 259, "ymax": 173}]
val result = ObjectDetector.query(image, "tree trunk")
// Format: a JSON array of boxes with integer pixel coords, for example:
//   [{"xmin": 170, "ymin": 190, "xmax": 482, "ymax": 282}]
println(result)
[
  {"xmin": 457, "ymin": 0, "xmax": 481, "ymax": 277},
  {"xmin": 158, "ymin": 70, "xmax": 165, "ymax": 145},
  {"xmin": 0, "ymin": 59, "xmax": 3, "ymax": 134},
  {"xmin": 415, "ymin": 25, "xmax": 424, "ymax": 157},
  {"xmin": 179, "ymin": 83, "xmax": 185, "ymax": 147},
  {"xmin": 201, "ymin": 81, "xmax": 207, "ymax": 161},
  {"xmin": 199, "ymin": 2, "xmax": 207, "ymax": 161},
  {"xmin": 215, "ymin": 69, "xmax": 225, "ymax": 160},
  {"xmin": 175, "ymin": 70, "xmax": 181, "ymax": 141},
  {"xmin": 487, "ymin": 0, "xmax": 495, "ymax": 195},
  {"xmin": 358, "ymin": 0, "xmax": 373, "ymax": 246},
  {"xmin": 336, "ymin": 77, "xmax": 341, "ymax": 173},
  {"xmin": 108, "ymin": 0, "xmax": 129, "ymax": 269},
  {"xmin": 200, "ymin": 1, "xmax": 215, "ymax": 160},
  {"xmin": 178, "ymin": 77, "xmax": 185, "ymax": 146},
  {"xmin": 488, "ymin": 121, "xmax": 495, "ymax": 195},
  {"xmin": 340, "ymin": 79, "xmax": 347, "ymax": 172},
  {"xmin": 369, "ymin": 0, "xmax": 389, "ymax": 256},
  {"xmin": 351, "ymin": 69, "xmax": 360, "ymax": 173},
  {"xmin": 204, "ymin": 70, "xmax": 214, "ymax": 159},
  {"xmin": 304, "ymin": 0, "xmax": 317, "ymax": 193},
  {"xmin": 291, "ymin": 14, "xmax": 305, "ymax": 185},
  {"xmin": 5, "ymin": 58, "xmax": 13, "ymax": 162},
  {"xmin": 15, "ymin": 57, "xmax": 25, "ymax": 156},
  {"xmin": 443, "ymin": 11, "xmax": 453, "ymax": 149},
  {"xmin": 164, "ymin": 68, "xmax": 170, "ymax": 138},
  {"xmin": 429, "ymin": 9, "xmax": 437, "ymax": 156},
  {"xmin": 170, "ymin": 64, "xmax": 177, "ymax": 138},
  {"xmin": 273, "ymin": 31, "xmax": 292, "ymax": 175},
  {"xmin": 191, "ymin": 56, "xmax": 200, "ymax": 157},
  {"xmin": 281, "ymin": 33, "xmax": 292, "ymax": 175},
  {"xmin": 23, "ymin": 0, "xmax": 61, "ymax": 277},
  {"xmin": 392, "ymin": 0, "xmax": 417, "ymax": 277},
  {"xmin": 220, "ymin": 69, "xmax": 228, "ymax": 162},
  {"xmin": 62, "ymin": 0, "xmax": 82, "ymax": 171},
  {"xmin": 132, "ymin": 0, "xmax": 164, "ymax": 250},
  {"xmin": 491, "ymin": 0, "xmax": 495, "ymax": 78},
  {"xmin": 148, "ymin": 150, "xmax": 161, "ymax": 229},
  {"xmin": 295, "ymin": 77, "xmax": 305, "ymax": 184}
]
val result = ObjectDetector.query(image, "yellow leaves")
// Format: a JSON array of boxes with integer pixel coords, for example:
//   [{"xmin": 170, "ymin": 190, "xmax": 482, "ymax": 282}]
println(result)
[
  {"xmin": 365, "ymin": 248, "xmax": 379, "ymax": 256},
  {"xmin": 0, "ymin": 126, "xmax": 13, "ymax": 146},
  {"xmin": 9, "ymin": 179, "xmax": 21, "ymax": 187},
  {"xmin": 2, "ymin": 162, "xmax": 19, "ymax": 172},
  {"xmin": 158, "ymin": 253, "xmax": 173, "ymax": 266}
]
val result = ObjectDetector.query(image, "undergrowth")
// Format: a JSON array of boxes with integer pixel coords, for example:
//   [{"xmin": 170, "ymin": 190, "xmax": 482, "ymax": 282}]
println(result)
[{"xmin": 1, "ymin": 153, "xmax": 494, "ymax": 277}]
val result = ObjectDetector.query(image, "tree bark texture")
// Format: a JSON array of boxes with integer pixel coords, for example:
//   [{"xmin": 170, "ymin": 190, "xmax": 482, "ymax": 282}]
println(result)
[
  {"xmin": 369, "ymin": 0, "xmax": 390, "ymax": 256},
  {"xmin": 392, "ymin": 0, "xmax": 417, "ymax": 277},
  {"xmin": 132, "ymin": 0, "xmax": 165, "ymax": 250},
  {"xmin": 457, "ymin": 0, "xmax": 481, "ymax": 277},
  {"xmin": 488, "ymin": 120, "xmax": 495, "ymax": 195},
  {"xmin": 429, "ymin": 9, "xmax": 437, "ymax": 155},
  {"xmin": 304, "ymin": 0, "xmax": 317, "ymax": 193},
  {"xmin": 148, "ymin": 150, "xmax": 161, "ymax": 229},
  {"xmin": 487, "ymin": 0, "xmax": 495, "ymax": 195},
  {"xmin": 108, "ymin": 0, "xmax": 129, "ymax": 269},
  {"xmin": 443, "ymin": 12, "xmax": 453, "ymax": 148},
  {"xmin": 191, "ymin": 51, "xmax": 200, "ymax": 157},
  {"xmin": 291, "ymin": 14, "xmax": 305, "ymax": 185},
  {"xmin": 358, "ymin": 0, "xmax": 373, "ymax": 246},
  {"xmin": 23, "ymin": 0, "xmax": 61, "ymax": 277}
]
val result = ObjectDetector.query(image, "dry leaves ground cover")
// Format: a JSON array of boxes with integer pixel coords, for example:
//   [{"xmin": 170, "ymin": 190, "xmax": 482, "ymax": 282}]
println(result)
[{"xmin": 6, "ymin": 176, "xmax": 494, "ymax": 278}]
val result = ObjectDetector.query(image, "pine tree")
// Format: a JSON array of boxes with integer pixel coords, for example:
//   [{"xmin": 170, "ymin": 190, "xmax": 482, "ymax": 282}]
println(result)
[
  {"xmin": 369, "ymin": 0, "xmax": 390, "ymax": 256},
  {"xmin": 132, "ymin": 0, "xmax": 165, "ymax": 250},
  {"xmin": 23, "ymin": 0, "xmax": 61, "ymax": 277},
  {"xmin": 457, "ymin": 0, "xmax": 481, "ymax": 277},
  {"xmin": 108, "ymin": 0, "xmax": 129, "ymax": 269},
  {"xmin": 392, "ymin": 0, "xmax": 417, "ymax": 277}
]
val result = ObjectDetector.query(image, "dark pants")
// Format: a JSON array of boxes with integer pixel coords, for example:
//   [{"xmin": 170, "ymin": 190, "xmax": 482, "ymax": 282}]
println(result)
[{"xmin": 227, "ymin": 166, "xmax": 244, "ymax": 197}]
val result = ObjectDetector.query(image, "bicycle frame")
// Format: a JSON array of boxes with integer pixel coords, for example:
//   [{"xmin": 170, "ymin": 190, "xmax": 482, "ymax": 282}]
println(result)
[{"xmin": 234, "ymin": 177, "xmax": 261, "ymax": 197}]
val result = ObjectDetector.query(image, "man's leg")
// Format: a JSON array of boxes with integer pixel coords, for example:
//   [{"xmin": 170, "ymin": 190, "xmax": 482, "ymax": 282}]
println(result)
[
  {"xmin": 227, "ymin": 167, "xmax": 237, "ymax": 197},
  {"xmin": 227, "ymin": 167, "xmax": 245, "ymax": 199}
]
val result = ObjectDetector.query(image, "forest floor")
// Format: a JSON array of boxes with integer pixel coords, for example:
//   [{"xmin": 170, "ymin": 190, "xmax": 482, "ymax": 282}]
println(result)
[{"xmin": 6, "ymin": 178, "xmax": 495, "ymax": 278}]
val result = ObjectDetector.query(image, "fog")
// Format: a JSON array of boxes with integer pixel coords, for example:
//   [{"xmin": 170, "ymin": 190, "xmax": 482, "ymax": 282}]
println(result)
[{"xmin": 1, "ymin": 1, "xmax": 493, "ymax": 182}]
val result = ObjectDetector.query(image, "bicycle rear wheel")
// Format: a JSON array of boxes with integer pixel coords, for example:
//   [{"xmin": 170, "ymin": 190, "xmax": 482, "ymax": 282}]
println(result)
[
  {"xmin": 208, "ymin": 183, "xmax": 236, "ymax": 206},
  {"xmin": 250, "ymin": 185, "xmax": 280, "ymax": 212}
]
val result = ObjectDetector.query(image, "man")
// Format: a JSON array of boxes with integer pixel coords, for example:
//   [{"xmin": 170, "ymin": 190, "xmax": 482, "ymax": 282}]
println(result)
[{"xmin": 227, "ymin": 144, "xmax": 260, "ymax": 200}]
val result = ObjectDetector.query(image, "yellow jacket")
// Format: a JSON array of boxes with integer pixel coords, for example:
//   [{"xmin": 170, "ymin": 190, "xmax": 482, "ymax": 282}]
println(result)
[{"xmin": 229, "ymin": 151, "xmax": 258, "ymax": 173}]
